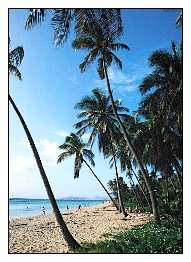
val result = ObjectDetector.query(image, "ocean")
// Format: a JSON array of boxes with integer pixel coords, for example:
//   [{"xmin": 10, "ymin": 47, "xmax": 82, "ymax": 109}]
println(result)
[{"xmin": 9, "ymin": 198, "xmax": 106, "ymax": 219}]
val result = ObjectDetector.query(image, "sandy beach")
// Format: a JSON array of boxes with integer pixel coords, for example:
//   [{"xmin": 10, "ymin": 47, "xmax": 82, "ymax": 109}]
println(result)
[{"xmin": 9, "ymin": 202, "xmax": 151, "ymax": 253}]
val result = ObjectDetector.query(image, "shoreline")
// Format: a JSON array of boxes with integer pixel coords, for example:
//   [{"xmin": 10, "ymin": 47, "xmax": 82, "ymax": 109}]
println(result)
[
  {"xmin": 9, "ymin": 202, "xmax": 151, "ymax": 253},
  {"xmin": 9, "ymin": 199, "xmax": 107, "ymax": 220}
]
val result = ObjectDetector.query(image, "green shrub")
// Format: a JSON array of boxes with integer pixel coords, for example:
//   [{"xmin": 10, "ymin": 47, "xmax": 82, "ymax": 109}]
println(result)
[{"xmin": 77, "ymin": 218, "xmax": 182, "ymax": 254}]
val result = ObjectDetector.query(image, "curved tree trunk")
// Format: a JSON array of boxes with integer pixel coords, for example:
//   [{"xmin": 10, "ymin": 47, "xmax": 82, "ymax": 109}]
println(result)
[
  {"xmin": 83, "ymin": 158, "xmax": 118, "ymax": 210},
  {"xmin": 103, "ymin": 60, "xmax": 160, "ymax": 223},
  {"xmin": 132, "ymin": 167, "xmax": 152, "ymax": 209},
  {"xmin": 9, "ymin": 95, "xmax": 80, "ymax": 249}
]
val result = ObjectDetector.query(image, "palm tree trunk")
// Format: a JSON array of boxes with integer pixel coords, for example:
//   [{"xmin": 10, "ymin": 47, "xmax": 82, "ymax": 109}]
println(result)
[
  {"xmin": 103, "ymin": 60, "xmax": 160, "ymax": 223},
  {"xmin": 113, "ymin": 154, "xmax": 127, "ymax": 216},
  {"xmin": 165, "ymin": 177, "xmax": 170, "ymax": 206},
  {"xmin": 109, "ymin": 136, "xmax": 127, "ymax": 217},
  {"xmin": 132, "ymin": 168, "xmax": 152, "ymax": 210},
  {"xmin": 173, "ymin": 160, "xmax": 182, "ymax": 190},
  {"xmin": 9, "ymin": 95, "xmax": 80, "ymax": 249},
  {"xmin": 127, "ymin": 176, "xmax": 140, "ymax": 208},
  {"xmin": 83, "ymin": 158, "xmax": 118, "ymax": 210}
]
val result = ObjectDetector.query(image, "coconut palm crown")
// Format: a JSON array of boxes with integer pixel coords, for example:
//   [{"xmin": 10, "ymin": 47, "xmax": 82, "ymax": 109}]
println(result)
[
  {"xmin": 72, "ymin": 20, "xmax": 129, "ymax": 79},
  {"xmin": 58, "ymin": 133, "xmax": 95, "ymax": 179},
  {"xmin": 74, "ymin": 88, "xmax": 130, "ymax": 154},
  {"xmin": 9, "ymin": 41, "xmax": 24, "ymax": 80}
]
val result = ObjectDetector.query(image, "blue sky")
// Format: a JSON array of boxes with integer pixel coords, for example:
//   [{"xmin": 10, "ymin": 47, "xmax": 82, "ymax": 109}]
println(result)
[{"xmin": 9, "ymin": 9, "xmax": 182, "ymax": 199}]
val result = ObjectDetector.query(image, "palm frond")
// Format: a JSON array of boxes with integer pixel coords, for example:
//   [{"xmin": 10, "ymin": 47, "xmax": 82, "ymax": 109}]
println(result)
[
  {"xmin": 110, "ymin": 52, "xmax": 122, "ymax": 69},
  {"xmin": 75, "ymin": 124, "xmax": 91, "ymax": 137},
  {"xmin": 149, "ymin": 49, "xmax": 172, "ymax": 69},
  {"xmin": 57, "ymin": 151, "xmax": 72, "ymax": 163},
  {"xmin": 52, "ymin": 9, "xmax": 73, "ymax": 46},
  {"xmin": 72, "ymin": 37, "xmax": 96, "ymax": 50},
  {"xmin": 139, "ymin": 73, "xmax": 166, "ymax": 94},
  {"xmin": 9, "ymin": 65, "xmax": 22, "ymax": 80},
  {"xmin": 176, "ymin": 11, "xmax": 182, "ymax": 27},
  {"xmin": 9, "ymin": 44, "xmax": 24, "ymax": 80},
  {"xmin": 83, "ymin": 149, "xmax": 95, "ymax": 166},
  {"xmin": 109, "ymin": 43, "xmax": 129, "ymax": 51},
  {"xmin": 25, "ymin": 9, "xmax": 46, "ymax": 29},
  {"xmin": 9, "ymin": 46, "xmax": 24, "ymax": 67},
  {"xmin": 79, "ymin": 48, "xmax": 99, "ymax": 72}
]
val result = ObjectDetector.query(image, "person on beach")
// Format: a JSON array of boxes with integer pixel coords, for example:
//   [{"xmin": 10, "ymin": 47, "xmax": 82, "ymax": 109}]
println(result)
[
  {"xmin": 78, "ymin": 204, "xmax": 81, "ymax": 210},
  {"xmin": 42, "ymin": 206, "xmax": 46, "ymax": 215},
  {"xmin": 67, "ymin": 205, "xmax": 69, "ymax": 211}
]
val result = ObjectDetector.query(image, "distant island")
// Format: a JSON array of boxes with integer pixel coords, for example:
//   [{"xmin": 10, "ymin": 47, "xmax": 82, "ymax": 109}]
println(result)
[{"xmin": 10, "ymin": 196, "xmax": 108, "ymax": 201}]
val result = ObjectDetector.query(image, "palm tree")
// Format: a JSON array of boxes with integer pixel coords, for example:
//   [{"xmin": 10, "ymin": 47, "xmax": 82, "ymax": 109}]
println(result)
[
  {"xmin": 9, "ymin": 43, "xmax": 80, "ymax": 249},
  {"xmin": 138, "ymin": 42, "xmax": 182, "ymax": 136},
  {"xmin": 74, "ymin": 88, "xmax": 129, "ymax": 216},
  {"xmin": 138, "ymin": 42, "xmax": 182, "ymax": 185},
  {"xmin": 25, "ymin": 9, "xmax": 123, "ymax": 46},
  {"xmin": 9, "ymin": 43, "xmax": 24, "ymax": 80},
  {"xmin": 72, "ymin": 21, "xmax": 160, "ymax": 223},
  {"xmin": 57, "ymin": 133, "xmax": 118, "ymax": 209}
]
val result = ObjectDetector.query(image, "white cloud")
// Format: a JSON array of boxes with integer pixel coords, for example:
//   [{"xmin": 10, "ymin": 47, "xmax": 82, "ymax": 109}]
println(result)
[
  {"xmin": 11, "ymin": 155, "xmax": 36, "ymax": 174},
  {"xmin": 108, "ymin": 68, "xmax": 135, "ymax": 85},
  {"xmin": 11, "ymin": 129, "xmax": 93, "ymax": 176},
  {"xmin": 54, "ymin": 130, "xmax": 70, "ymax": 138},
  {"xmin": 54, "ymin": 129, "xmax": 90, "ymax": 142},
  {"xmin": 39, "ymin": 139, "xmax": 59, "ymax": 167},
  {"xmin": 94, "ymin": 68, "xmax": 137, "ymax": 93},
  {"xmin": 11, "ymin": 138, "xmax": 60, "ymax": 176},
  {"xmin": 68, "ymin": 75, "xmax": 78, "ymax": 85}
]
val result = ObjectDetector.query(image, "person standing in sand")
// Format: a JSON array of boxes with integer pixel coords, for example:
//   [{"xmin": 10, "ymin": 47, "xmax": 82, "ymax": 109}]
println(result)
[{"xmin": 42, "ymin": 206, "xmax": 46, "ymax": 215}]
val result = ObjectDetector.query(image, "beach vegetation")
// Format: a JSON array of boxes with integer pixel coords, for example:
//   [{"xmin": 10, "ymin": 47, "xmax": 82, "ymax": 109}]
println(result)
[{"xmin": 78, "ymin": 218, "xmax": 183, "ymax": 253}]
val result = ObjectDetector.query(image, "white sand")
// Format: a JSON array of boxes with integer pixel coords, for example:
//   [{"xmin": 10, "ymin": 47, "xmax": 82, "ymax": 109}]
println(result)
[{"xmin": 9, "ymin": 202, "xmax": 151, "ymax": 253}]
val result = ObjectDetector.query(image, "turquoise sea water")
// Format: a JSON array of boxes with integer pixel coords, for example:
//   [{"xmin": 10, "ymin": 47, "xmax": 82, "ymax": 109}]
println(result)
[{"xmin": 9, "ymin": 198, "xmax": 105, "ymax": 219}]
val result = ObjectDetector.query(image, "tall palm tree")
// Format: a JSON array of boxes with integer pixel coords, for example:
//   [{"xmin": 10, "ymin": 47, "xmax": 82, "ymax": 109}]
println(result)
[
  {"xmin": 57, "ymin": 133, "xmax": 118, "ymax": 209},
  {"xmin": 72, "ymin": 21, "xmax": 160, "ymax": 223},
  {"xmin": 74, "ymin": 88, "xmax": 129, "ymax": 216},
  {"xmin": 138, "ymin": 42, "xmax": 182, "ymax": 184},
  {"xmin": 9, "ymin": 43, "xmax": 80, "ymax": 249},
  {"xmin": 138, "ymin": 42, "xmax": 182, "ymax": 137}
]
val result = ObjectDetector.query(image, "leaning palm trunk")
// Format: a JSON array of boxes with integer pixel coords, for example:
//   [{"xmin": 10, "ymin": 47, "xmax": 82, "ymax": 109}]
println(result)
[
  {"xmin": 112, "ymin": 153, "xmax": 127, "ymax": 216},
  {"xmin": 132, "ymin": 168, "xmax": 152, "ymax": 209},
  {"xmin": 103, "ymin": 59, "xmax": 160, "ymax": 223},
  {"xmin": 109, "ymin": 135, "xmax": 127, "ymax": 217},
  {"xmin": 83, "ymin": 158, "xmax": 118, "ymax": 210},
  {"xmin": 9, "ymin": 95, "xmax": 80, "ymax": 249},
  {"xmin": 127, "ymin": 175, "xmax": 141, "ymax": 208}
]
